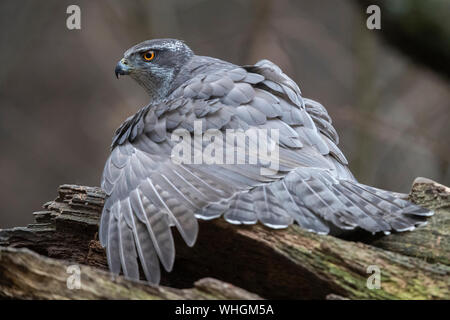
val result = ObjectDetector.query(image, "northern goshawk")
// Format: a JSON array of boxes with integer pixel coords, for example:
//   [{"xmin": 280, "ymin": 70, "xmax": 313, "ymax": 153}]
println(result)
[{"xmin": 100, "ymin": 39, "xmax": 432, "ymax": 283}]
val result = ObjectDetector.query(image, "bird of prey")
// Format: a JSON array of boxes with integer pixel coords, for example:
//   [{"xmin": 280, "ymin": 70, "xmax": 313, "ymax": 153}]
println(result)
[{"xmin": 101, "ymin": 39, "xmax": 432, "ymax": 283}]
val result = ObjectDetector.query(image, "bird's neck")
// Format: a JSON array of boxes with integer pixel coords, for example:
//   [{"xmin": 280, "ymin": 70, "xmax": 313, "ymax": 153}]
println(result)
[{"xmin": 133, "ymin": 70, "xmax": 176, "ymax": 102}]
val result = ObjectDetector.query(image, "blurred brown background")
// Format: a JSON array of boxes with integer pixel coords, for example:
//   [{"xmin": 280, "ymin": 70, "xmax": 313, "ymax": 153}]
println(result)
[{"xmin": 1, "ymin": 0, "xmax": 449, "ymax": 228}]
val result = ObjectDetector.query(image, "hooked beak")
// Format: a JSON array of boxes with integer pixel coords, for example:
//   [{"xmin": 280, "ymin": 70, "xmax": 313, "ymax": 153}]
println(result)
[{"xmin": 115, "ymin": 58, "xmax": 131, "ymax": 79}]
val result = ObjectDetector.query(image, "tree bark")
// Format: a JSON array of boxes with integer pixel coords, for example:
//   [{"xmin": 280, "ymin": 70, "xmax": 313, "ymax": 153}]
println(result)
[
  {"xmin": 0, "ymin": 246, "xmax": 261, "ymax": 300},
  {"xmin": 0, "ymin": 179, "xmax": 448, "ymax": 300}
]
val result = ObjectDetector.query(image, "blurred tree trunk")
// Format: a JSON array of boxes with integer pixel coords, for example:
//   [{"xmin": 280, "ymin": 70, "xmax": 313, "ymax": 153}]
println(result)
[{"xmin": 357, "ymin": 0, "xmax": 450, "ymax": 79}]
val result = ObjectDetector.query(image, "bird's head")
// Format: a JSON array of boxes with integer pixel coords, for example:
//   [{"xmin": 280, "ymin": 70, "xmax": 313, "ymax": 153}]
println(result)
[{"xmin": 115, "ymin": 39, "xmax": 194, "ymax": 99}]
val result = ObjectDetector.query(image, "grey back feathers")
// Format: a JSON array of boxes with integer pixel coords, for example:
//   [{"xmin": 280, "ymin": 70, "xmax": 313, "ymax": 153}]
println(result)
[{"xmin": 101, "ymin": 39, "xmax": 433, "ymax": 283}]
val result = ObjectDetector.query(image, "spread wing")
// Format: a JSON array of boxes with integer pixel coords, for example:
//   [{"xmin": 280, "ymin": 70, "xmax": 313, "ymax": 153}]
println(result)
[{"xmin": 100, "ymin": 59, "xmax": 432, "ymax": 283}]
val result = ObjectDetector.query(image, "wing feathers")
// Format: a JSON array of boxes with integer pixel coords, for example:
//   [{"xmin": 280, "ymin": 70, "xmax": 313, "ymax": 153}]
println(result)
[
  {"xmin": 117, "ymin": 200, "xmax": 140, "ymax": 280},
  {"xmin": 106, "ymin": 205, "xmax": 121, "ymax": 275},
  {"xmin": 130, "ymin": 187, "xmax": 175, "ymax": 272},
  {"xmin": 223, "ymin": 192, "xmax": 257, "ymax": 225},
  {"xmin": 146, "ymin": 177, "xmax": 198, "ymax": 247},
  {"xmin": 100, "ymin": 56, "xmax": 431, "ymax": 285},
  {"xmin": 252, "ymin": 185, "xmax": 293, "ymax": 228}
]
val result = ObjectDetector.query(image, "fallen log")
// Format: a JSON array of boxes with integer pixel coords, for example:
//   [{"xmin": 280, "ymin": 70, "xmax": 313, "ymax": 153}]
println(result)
[
  {"xmin": 369, "ymin": 178, "xmax": 449, "ymax": 265},
  {"xmin": 0, "ymin": 178, "xmax": 448, "ymax": 299},
  {"xmin": 0, "ymin": 246, "xmax": 261, "ymax": 300}
]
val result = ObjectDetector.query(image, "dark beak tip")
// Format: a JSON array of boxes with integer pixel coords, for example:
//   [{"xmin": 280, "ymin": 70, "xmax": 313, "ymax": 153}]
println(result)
[
  {"xmin": 115, "ymin": 60, "xmax": 131, "ymax": 79},
  {"xmin": 114, "ymin": 64, "xmax": 122, "ymax": 79}
]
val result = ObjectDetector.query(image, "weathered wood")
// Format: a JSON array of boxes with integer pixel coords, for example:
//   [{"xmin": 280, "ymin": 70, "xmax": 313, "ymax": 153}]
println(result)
[
  {"xmin": 0, "ymin": 179, "xmax": 449, "ymax": 300},
  {"xmin": 0, "ymin": 246, "xmax": 261, "ymax": 300},
  {"xmin": 369, "ymin": 178, "xmax": 449, "ymax": 265}
]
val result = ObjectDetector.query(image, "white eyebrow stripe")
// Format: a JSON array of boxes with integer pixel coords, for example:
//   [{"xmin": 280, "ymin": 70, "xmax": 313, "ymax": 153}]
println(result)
[{"xmin": 125, "ymin": 41, "xmax": 185, "ymax": 56}]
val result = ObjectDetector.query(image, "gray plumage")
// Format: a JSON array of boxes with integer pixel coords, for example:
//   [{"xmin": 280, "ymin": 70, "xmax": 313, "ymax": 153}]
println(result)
[{"xmin": 101, "ymin": 39, "xmax": 433, "ymax": 283}]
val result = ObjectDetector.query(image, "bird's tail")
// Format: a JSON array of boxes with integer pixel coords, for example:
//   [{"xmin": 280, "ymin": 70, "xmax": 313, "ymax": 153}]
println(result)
[{"xmin": 198, "ymin": 168, "xmax": 433, "ymax": 235}]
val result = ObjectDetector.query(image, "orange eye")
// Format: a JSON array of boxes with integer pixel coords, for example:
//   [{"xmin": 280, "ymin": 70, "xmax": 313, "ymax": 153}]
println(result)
[{"xmin": 143, "ymin": 51, "xmax": 155, "ymax": 61}]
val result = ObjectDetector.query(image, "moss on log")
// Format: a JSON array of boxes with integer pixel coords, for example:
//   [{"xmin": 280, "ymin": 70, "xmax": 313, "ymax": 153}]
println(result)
[{"xmin": 369, "ymin": 178, "xmax": 449, "ymax": 265}]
